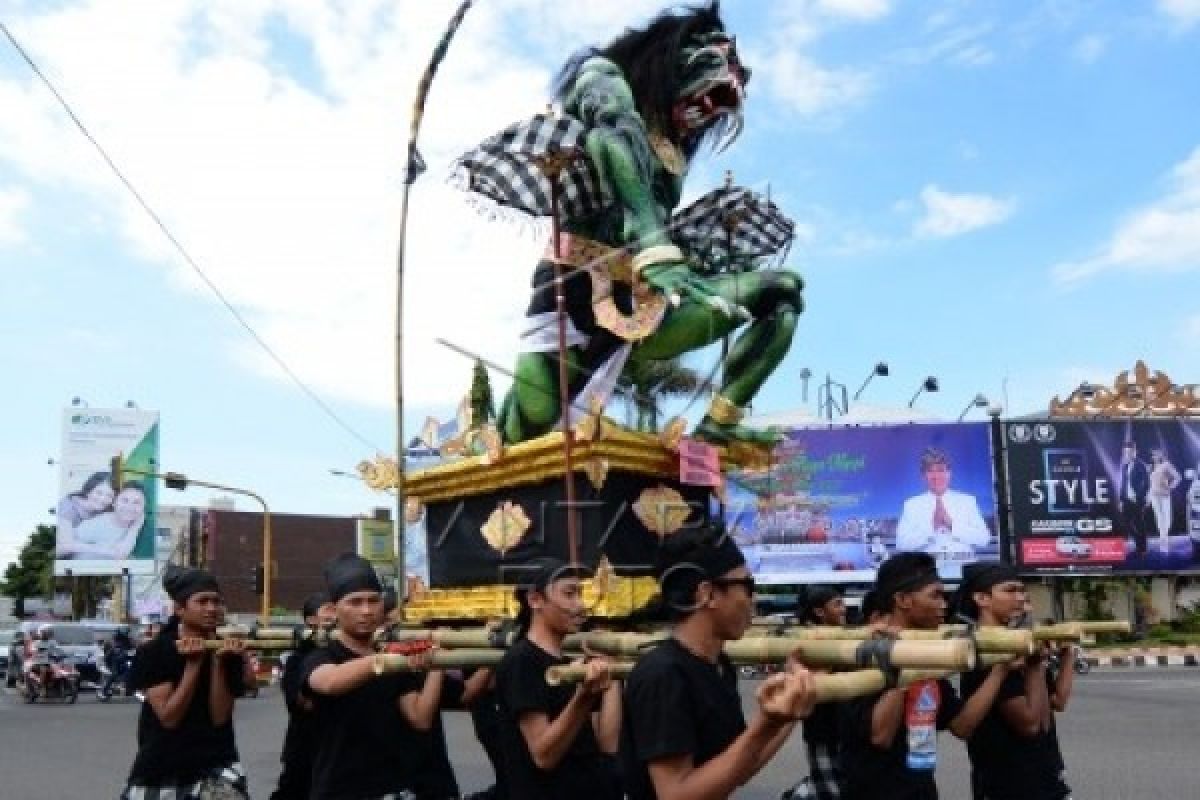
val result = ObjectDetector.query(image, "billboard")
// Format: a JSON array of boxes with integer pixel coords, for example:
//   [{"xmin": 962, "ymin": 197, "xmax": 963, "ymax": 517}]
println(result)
[
  {"xmin": 1006, "ymin": 419, "xmax": 1200, "ymax": 573},
  {"xmin": 54, "ymin": 408, "xmax": 160, "ymax": 577},
  {"xmin": 725, "ymin": 423, "xmax": 999, "ymax": 583}
]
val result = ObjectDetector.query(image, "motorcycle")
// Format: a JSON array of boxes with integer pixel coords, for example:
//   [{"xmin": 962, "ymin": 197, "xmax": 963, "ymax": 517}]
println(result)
[
  {"xmin": 98, "ymin": 648, "xmax": 136, "ymax": 702},
  {"xmin": 24, "ymin": 647, "xmax": 80, "ymax": 704},
  {"xmin": 243, "ymin": 651, "xmax": 261, "ymax": 699},
  {"xmin": 1048, "ymin": 643, "xmax": 1091, "ymax": 675}
]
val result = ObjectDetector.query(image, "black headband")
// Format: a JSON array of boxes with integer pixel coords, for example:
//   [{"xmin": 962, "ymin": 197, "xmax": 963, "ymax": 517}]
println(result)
[
  {"xmin": 956, "ymin": 562, "xmax": 1020, "ymax": 619},
  {"xmin": 324, "ymin": 553, "xmax": 383, "ymax": 602},
  {"xmin": 301, "ymin": 592, "xmax": 329, "ymax": 619},
  {"xmin": 162, "ymin": 565, "xmax": 219, "ymax": 605}
]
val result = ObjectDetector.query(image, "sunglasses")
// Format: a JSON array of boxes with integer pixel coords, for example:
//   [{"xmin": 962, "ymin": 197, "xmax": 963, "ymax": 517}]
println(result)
[{"xmin": 711, "ymin": 576, "xmax": 756, "ymax": 594}]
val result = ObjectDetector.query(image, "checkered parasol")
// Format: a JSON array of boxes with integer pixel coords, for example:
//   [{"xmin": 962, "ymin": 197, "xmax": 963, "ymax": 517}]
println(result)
[
  {"xmin": 670, "ymin": 186, "xmax": 796, "ymax": 269},
  {"xmin": 451, "ymin": 112, "xmax": 609, "ymax": 220}
]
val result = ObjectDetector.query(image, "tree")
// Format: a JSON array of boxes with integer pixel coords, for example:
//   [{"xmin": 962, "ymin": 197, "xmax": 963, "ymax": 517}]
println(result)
[
  {"xmin": 1, "ymin": 524, "xmax": 56, "ymax": 617},
  {"xmin": 469, "ymin": 359, "xmax": 496, "ymax": 430},
  {"xmin": 618, "ymin": 356, "xmax": 701, "ymax": 433}
]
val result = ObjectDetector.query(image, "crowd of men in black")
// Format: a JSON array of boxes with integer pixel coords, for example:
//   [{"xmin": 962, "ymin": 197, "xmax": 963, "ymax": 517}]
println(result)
[{"xmin": 117, "ymin": 525, "xmax": 1078, "ymax": 800}]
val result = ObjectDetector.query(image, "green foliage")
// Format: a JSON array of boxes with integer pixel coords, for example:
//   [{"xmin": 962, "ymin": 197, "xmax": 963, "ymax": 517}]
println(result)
[
  {"xmin": 1, "ymin": 525, "xmax": 57, "ymax": 616},
  {"xmin": 618, "ymin": 356, "xmax": 701, "ymax": 433},
  {"xmin": 468, "ymin": 359, "xmax": 496, "ymax": 430}
]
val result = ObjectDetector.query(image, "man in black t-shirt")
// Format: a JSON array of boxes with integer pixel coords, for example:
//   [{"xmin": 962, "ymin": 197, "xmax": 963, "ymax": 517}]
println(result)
[
  {"xmin": 495, "ymin": 557, "xmax": 624, "ymax": 800},
  {"xmin": 836, "ymin": 553, "xmax": 1008, "ymax": 800},
  {"xmin": 303, "ymin": 554, "xmax": 447, "ymax": 800},
  {"xmin": 120, "ymin": 566, "xmax": 249, "ymax": 800},
  {"xmin": 956, "ymin": 563, "xmax": 1066, "ymax": 800},
  {"xmin": 784, "ymin": 585, "xmax": 849, "ymax": 800},
  {"xmin": 621, "ymin": 523, "xmax": 819, "ymax": 800},
  {"xmin": 271, "ymin": 592, "xmax": 335, "ymax": 800}
]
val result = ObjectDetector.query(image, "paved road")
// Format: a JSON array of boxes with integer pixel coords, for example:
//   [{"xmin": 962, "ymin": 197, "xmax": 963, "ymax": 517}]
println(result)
[{"xmin": 1, "ymin": 670, "xmax": 1196, "ymax": 799}]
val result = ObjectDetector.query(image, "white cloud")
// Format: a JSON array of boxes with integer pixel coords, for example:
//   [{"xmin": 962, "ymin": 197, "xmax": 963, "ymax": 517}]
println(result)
[
  {"xmin": 1072, "ymin": 34, "xmax": 1108, "ymax": 64},
  {"xmin": 0, "ymin": 186, "xmax": 29, "ymax": 245},
  {"xmin": 913, "ymin": 185, "xmax": 1015, "ymax": 238},
  {"xmin": 1052, "ymin": 146, "xmax": 1200, "ymax": 284},
  {"xmin": 755, "ymin": 50, "xmax": 872, "ymax": 117},
  {"xmin": 814, "ymin": 0, "xmax": 893, "ymax": 22},
  {"xmin": 894, "ymin": 23, "xmax": 996, "ymax": 68},
  {"xmin": 1158, "ymin": 0, "xmax": 1200, "ymax": 29},
  {"xmin": 0, "ymin": 0, "xmax": 654, "ymax": 411},
  {"xmin": 1182, "ymin": 314, "xmax": 1200, "ymax": 340}
]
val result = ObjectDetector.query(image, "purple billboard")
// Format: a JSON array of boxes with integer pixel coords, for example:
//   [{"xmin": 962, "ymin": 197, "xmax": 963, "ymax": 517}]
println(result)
[{"xmin": 724, "ymin": 422, "xmax": 999, "ymax": 583}]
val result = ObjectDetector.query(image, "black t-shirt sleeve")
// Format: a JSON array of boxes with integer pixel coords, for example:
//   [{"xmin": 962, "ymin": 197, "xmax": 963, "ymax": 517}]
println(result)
[
  {"xmin": 936, "ymin": 678, "xmax": 964, "ymax": 730},
  {"xmin": 437, "ymin": 672, "xmax": 467, "ymax": 710},
  {"xmin": 501, "ymin": 649, "xmax": 553, "ymax": 718},
  {"xmin": 626, "ymin": 663, "xmax": 697, "ymax": 762},
  {"xmin": 840, "ymin": 690, "xmax": 885, "ymax": 746},
  {"xmin": 220, "ymin": 651, "xmax": 246, "ymax": 697},
  {"xmin": 300, "ymin": 647, "xmax": 337, "ymax": 696},
  {"xmin": 129, "ymin": 640, "xmax": 177, "ymax": 691}
]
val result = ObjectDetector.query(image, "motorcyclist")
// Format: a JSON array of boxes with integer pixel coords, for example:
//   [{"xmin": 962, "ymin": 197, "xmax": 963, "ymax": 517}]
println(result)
[
  {"xmin": 102, "ymin": 626, "xmax": 136, "ymax": 698},
  {"xmin": 27, "ymin": 625, "xmax": 58, "ymax": 691}
]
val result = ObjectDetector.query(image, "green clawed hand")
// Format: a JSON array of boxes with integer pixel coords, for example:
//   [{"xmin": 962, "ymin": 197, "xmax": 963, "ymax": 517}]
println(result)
[{"xmin": 640, "ymin": 261, "xmax": 750, "ymax": 320}]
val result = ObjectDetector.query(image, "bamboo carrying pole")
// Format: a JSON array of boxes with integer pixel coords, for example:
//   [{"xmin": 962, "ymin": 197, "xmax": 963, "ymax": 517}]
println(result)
[
  {"xmin": 547, "ymin": 663, "xmax": 972, "ymax": 700},
  {"xmin": 374, "ymin": 648, "xmax": 507, "ymax": 673},
  {"xmin": 556, "ymin": 632, "xmax": 975, "ymax": 671}
]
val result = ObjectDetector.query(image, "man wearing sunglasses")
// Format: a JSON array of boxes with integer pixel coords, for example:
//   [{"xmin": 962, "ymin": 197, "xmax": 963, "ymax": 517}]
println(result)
[{"xmin": 621, "ymin": 523, "xmax": 818, "ymax": 800}]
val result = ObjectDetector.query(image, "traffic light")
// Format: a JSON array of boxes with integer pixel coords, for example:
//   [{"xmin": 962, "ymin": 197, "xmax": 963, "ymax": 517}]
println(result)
[
  {"xmin": 110, "ymin": 453, "xmax": 125, "ymax": 492},
  {"xmin": 253, "ymin": 564, "xmax": 265, "ymax": 595},
  {"xmin": 164, "ymin": 472, "xmax": 189, "ymax": 491}
]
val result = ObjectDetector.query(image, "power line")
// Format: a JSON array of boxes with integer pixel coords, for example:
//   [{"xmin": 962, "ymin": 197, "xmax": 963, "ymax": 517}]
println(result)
[{"xmin": 1, "ymin": 22, "xmax": 384, "ymax": 454}]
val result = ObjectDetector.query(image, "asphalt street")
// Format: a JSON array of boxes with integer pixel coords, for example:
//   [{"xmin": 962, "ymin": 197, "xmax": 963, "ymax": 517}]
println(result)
[{"xmin": 1, "ymin": 669, "xmax": 1196, "ymax": 800}]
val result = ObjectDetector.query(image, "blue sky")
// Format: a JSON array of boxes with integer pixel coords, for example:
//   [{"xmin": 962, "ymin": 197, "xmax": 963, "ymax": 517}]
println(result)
[{"xmin": 2, "ymin": 0, "xmax": 1199, "ymax": 569}]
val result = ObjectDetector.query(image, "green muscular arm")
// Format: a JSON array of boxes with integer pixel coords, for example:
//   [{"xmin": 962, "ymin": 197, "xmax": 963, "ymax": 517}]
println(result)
[
  {"xmin": 564, "ymin": 56, "xmax": 670, "ymax": 249},
  {"xmin": 564, "ymin": 58, "xmax": 731, "ymax": 311}
]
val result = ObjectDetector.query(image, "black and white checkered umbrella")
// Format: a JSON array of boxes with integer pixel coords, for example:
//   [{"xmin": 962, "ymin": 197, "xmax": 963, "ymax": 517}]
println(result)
[
  {"xmin": 451, "ymin": 112, "xmax": 609, "ymax": 220},
  {"xmin": 670, "ymin": 186, "xmax": 796, "ymax": 270}
]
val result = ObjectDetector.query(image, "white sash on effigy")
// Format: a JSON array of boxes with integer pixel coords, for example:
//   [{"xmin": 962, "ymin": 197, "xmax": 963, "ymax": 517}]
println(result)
[{"xmin": 519, "ymin": 312, "xmax": 632, "ymax": 429}]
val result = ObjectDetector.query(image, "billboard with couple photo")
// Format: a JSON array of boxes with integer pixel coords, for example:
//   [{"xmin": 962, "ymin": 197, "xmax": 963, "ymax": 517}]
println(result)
[
  {"xmin": 724, "ymin": 422, "xmax": 999, "ymax": 583},
  {"xmin": 54, "ymin": 408, "xmax": 160, "ymax": 577},
  {"xmin": 1006, "ymin": 419, "xmax": 1200, "ymax": 573}
]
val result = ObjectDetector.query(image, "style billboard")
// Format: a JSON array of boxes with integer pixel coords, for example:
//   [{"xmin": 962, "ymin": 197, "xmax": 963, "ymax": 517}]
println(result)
[
  {"xmin": 1005, "ymin": 419, "xmax": 1200, "ymax": 573},
  {"xmin": 54, "ymin": 408, "xmax": 160, "ymax": 576},
  {"xmin": 725, "ymin": 422, "xmax": 999, "ymax": 583}
]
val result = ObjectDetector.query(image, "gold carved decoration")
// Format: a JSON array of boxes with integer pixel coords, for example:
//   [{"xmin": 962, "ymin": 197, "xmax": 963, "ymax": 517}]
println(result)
[
  {"xmin": 659, "ymin": 416, "xmax": 687, "ymax": 452},
  {"xmin": 545, "ymin": 233, "xmax": 667, "ymax": 342},
  {"xmin": 633, "ymin": 485, "xmax": 691, "ymax": 536},
  {"xmin": 582, "ymin": 458, "xmax": 610, "ymax": 490},
  {"xmin": 574, "ymin": 397, "xmax": 608, "ymax": 444},
  {"xmin": 1050, "ymin": 361, "xmax": 1200, "ymax": 418},
  {"xmin": 358, "ymin": 456, "xmax": 401, "ymax": 491},
  {"xmin": 480, "ymin": 501, "xmax": 530, "ymax": 554}
]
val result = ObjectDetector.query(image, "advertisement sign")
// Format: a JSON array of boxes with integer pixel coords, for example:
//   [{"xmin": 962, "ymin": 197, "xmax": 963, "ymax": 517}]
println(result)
[
  {"xmin": 1006, "ymin": 419, "xmax": 1200, "ymax": 573},
  {"xmin": 54, "ymin": 408, "xmax": 160, "ymax": 577},
  {"xmin": 357, "ymin": 518, "xmax": 396, "ymax": 564},
  {"xmin": 725, "ymin": 423, "xmax": 999, "ymax": 583}
]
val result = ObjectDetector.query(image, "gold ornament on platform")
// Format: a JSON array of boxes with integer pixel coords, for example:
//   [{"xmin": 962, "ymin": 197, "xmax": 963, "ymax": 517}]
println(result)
[
  {"xmin": 478, "ymin": 424, "xmax": 504, "ymax": 464},
  {"xmin": 574, "ymin": 397, "xmax": 609, "ymax": 443},
  {"xmin": 582, "ymin": 458, "xmax": 610, "ymax": 490},
  {"xmin": 480, "ymin": 501, "xmax": 531, "ymax": 554},
  {"xmin": 358, "ymin": 456, "xmax": 401, "ymax": 491},
  {"xmin": 633, "ymin": 485, "xmax": 690, "ymax": 536},
  {"xmin": 659, "ymin": 416, "xmax": 687, "ymax": 452},
  {"xmin": 1050, "ymin": 361, "xmax": 1200, "ymax": 418}
]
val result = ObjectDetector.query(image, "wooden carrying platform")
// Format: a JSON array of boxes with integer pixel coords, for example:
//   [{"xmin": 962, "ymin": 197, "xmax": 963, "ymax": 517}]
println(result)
[{"xmin": 402, "ymin": 419, "xmax": 766, "ymax": 622}]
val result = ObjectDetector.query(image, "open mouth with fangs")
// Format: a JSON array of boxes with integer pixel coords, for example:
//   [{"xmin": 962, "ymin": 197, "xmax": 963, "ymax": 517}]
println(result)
[{"xmin": 673, "ymin": 76, "xmax": 746, "ymax": 148}]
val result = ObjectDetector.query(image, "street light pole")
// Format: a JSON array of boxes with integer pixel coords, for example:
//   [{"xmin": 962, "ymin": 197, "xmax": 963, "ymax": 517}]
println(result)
[{"xmin": 119, "ymin": 464, "xmax": 274, "ymax": 624}]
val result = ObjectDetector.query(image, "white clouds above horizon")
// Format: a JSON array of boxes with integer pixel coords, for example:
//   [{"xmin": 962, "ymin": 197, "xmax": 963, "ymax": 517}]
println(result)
[
  {"xmin": 1052, "ymin": 145, "xmax": 1200, "ymax": 284},
  {"xmin": 1158, "ymin": 0, "xmax": 1200, "ymax": 29},
  {"xmin": 1072, "ymin": 34, "xmax": 1108, "ymax": 64},
  {"xmin": 913, "ymin": 185, "xmax": 1015, "ymax": 238},
  {"xmin": 0, "ymin": 186, "xmax": 29, "ymax": 245}
]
